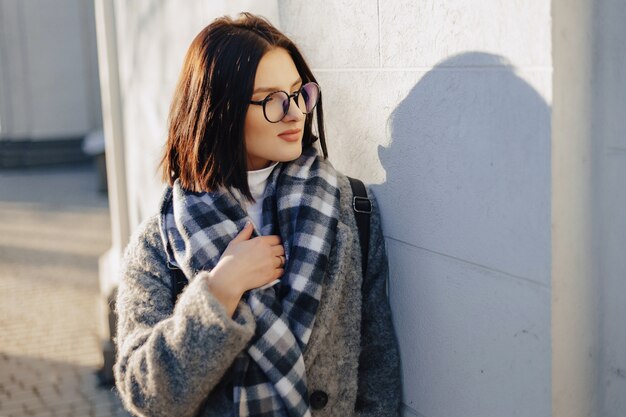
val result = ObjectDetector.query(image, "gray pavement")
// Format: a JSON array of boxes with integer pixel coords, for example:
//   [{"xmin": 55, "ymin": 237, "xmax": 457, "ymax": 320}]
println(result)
[{"xmin": 0, "ymin": 163, "xmax": 130, "ymax": 417}]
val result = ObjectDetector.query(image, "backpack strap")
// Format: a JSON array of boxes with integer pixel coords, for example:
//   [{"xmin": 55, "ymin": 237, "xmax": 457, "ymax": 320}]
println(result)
[
  {"xmin": 347, "ymin": 177, "xmax": 372, "ymax": 275},
  {"xmin": 169, "ymin": 177, "xmax": 373, "ymax": 304}
]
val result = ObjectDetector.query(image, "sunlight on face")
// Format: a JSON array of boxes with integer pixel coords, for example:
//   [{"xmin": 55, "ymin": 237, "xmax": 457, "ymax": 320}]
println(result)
[{"xmin": 244, "ymin": 47, "xmax": 306, "ymax": 171}]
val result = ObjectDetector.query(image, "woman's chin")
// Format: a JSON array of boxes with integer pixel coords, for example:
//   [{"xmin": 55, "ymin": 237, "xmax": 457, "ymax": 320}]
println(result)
[{"xmin": 274, "ymin": 149, "xmax": 303, "ymax": 163}]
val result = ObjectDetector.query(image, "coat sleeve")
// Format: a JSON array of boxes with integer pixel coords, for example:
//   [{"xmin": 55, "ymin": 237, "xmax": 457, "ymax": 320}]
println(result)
[
  {"xmin": 354, "ymin": 190, "xmax": 402, "ymax": 417},
  {"xmin": 113, "ymin": 216, "xmax": 256, "ymax": 417}
]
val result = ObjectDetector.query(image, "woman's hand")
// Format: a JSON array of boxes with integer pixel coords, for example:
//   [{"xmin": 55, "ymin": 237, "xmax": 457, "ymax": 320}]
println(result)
[{"xmin": 205, "ymin": 222, "xmax": 285, "ymax": 316}]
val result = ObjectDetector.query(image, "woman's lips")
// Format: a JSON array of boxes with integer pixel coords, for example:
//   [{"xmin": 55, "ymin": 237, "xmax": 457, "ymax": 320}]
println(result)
[{"xmin": 278, "ymin": 129, "xmax": 301, "ymax": 142}]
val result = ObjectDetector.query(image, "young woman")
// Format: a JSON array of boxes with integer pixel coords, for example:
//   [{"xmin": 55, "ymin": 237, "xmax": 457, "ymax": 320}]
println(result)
[{"xmin": 114, "ymin": 12, "xmax": 401, "ymax": 417}]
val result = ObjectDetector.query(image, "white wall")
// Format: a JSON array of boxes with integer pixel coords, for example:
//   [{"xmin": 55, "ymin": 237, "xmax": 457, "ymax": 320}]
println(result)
[
  {"xmin": 280, "ymin": 2, "xmax": 552, "ymax": 416},
  {"xmin": 112, "ymin": 0, "xmax": 280, "ymax": 229},
  {"xmin": 552, "ymin": 0, "xmax": 626, "ymax": 416},
  {"xmin": 0, "ymin": 0, "xmax": 101, "ymax": 140},
  {"xmin": 593, "ymin": 4, "xmax": 626, "ymax": 415},
  {"xmin": 101, "ymin": 1, "xmax": 626, "ymax": 415},
  {"xmin": 108, "ymin": 1, "xmax": 552, "ymax": 416}
]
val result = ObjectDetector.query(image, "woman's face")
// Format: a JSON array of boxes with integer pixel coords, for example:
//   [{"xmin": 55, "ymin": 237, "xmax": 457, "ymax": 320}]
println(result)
[{"xmin": 244, "ymin": 47, "xmax": 306, "ymax": 171}]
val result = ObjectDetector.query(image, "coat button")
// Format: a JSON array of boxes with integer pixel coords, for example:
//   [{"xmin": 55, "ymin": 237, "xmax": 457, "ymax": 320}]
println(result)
[{"xmin": 309, "ymin": 390, "xmax": 328, "ymax": 410}]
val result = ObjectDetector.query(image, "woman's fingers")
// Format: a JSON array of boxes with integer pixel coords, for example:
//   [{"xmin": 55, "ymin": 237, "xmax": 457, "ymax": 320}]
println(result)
[
  {"xmin": 273, "ymin": 254, "xmax": 287, "ymax": 269},
  {"xmin": 231, "ymin": 222, "xmax": 254, "ymax": 243},
  {"xmin": 270, "ymin": 245, "xmax": 285, "ymax": 256},
  {"xmin": 257, "ymin": 235, "xmax": 281, "ymax": 246}
]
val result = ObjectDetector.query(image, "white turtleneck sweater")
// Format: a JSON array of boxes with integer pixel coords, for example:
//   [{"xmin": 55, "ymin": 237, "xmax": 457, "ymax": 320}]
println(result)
[{"xmin": 230, "ymin": 161, "xmax": 279, "ymax": 233}]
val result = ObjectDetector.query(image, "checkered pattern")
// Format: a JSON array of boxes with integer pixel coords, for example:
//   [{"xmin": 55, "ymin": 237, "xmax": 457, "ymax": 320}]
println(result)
[{"xmin": 159, "ymin": 147, "xmax": 339, "ymax": 417}]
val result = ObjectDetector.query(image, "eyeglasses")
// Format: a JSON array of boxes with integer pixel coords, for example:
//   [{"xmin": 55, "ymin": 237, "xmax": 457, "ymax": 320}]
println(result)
[{"xmin": 249, "ymin": 82, "xmax": 320, "ymax": 123}]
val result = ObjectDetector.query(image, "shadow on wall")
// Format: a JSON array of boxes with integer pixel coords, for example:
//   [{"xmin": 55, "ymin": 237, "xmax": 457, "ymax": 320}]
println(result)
[
  {"xmin": 375, "ymin": 52, "xmax": 551, "ymax": 280},
  {"xmin": 373, "ymin": 52, "xmax": 551, "ymax": 416}
]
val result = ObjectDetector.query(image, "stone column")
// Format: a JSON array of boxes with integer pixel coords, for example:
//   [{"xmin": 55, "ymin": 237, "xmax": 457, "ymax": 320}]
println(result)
[
  {"xmin": 94, "ymin": 0, "xmax": 129, "ymax": 385},
  {"xmin": 552, "ymin": 0, "xmax": 626, "ymax": 415}
]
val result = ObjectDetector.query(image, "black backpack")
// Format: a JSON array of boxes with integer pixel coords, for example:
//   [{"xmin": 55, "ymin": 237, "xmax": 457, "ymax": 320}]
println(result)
[{"xmin": 170, "ymin": 177, "xmax": 371, "ymax": 303}]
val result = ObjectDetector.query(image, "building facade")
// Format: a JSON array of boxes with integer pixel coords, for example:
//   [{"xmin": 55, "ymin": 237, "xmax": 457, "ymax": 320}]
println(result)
[{"xmin": 95, "ymin": 1, "xmax": 626, "ymax": 416}]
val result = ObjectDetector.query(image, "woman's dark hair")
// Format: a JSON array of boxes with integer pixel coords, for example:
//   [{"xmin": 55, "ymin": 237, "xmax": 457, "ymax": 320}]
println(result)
[{"xmin": 160, "ymin": 12, "xmax": 327, "ymax": 200}]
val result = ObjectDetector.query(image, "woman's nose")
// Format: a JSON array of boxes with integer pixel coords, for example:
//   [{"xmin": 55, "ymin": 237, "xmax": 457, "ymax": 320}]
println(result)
[{"xmin": 282, "ymin": 97, "xmax": 305, "ymax": 122}]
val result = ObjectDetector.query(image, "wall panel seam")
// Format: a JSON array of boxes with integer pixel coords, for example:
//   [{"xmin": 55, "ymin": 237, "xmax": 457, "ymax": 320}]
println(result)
[
  {"xmin": 385, "ymin": 235, "xmax": 551, "ymax": 290},
  {"xmin": 313, "ymin": 66, "xmax": 553, "ymax": 73},
  {"xmin": 606, "ymin": 146, "xmax": 626, "ymax": 155}
]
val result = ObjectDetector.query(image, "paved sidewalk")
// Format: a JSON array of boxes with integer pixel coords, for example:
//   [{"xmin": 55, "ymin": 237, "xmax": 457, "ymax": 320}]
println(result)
[{"xmin": 0, "ymin": 163, "xmax": 130, "ymax": 417}]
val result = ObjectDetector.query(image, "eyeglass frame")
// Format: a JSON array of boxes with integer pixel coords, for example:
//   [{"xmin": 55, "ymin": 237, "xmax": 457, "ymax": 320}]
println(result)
[{"xmin": 249, "ymin": 81, "xmax": 320, "ymax": 123}]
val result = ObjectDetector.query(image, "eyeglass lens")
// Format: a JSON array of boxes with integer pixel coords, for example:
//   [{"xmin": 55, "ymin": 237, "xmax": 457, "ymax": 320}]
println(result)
[{"xmin": 264, "ymin": 82, "xmax": 320, "ymax": 122}]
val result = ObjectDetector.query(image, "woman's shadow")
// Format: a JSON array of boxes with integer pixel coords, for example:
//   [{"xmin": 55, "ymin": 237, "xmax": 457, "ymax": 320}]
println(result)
[
  {"xmin": 373, "ymin": 52, "xmax": 552, "ymax": 416},
  {"xmin": 375, "ymin": 52, "xmax": 551, "ymax": 282}
]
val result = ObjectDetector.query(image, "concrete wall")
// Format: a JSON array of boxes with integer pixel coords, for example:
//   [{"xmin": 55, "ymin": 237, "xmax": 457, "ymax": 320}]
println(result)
[
  {"xmin": 279, "ymin": 2, "xmax": 552, "ymax": 417},
  {"xmin": 590, "ymin": 4, "xmax": 626, "ymax": 415},
  {"xmin": 111, "ymin": 0, "xmax": 280, "ymax": 229},
  {"xmin": 552, "ymin": 0, "xmax": 626, "ymax": 416},
  {"xmin": 106, "ymin": 1, "xmax": 552, "ymax": 416},
  {"xmin": 0, "ymin": 0, "xmax": 101, "ymax": 140},
  {"xmin": 597, "ymin": 6, "xmax": 626, "ymax": 413}
]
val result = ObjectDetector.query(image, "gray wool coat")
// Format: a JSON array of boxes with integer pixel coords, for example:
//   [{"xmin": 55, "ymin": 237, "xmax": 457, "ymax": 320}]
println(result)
[{"xmin": 113, "ymin": 173, "xmax": 402, "ymax": 417}]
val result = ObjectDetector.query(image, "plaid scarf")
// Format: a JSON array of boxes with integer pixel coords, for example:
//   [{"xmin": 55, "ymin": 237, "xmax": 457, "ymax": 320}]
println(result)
[{"xmin": 159, "ymin": 147, "xmax": 340, "ymax": 417}]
